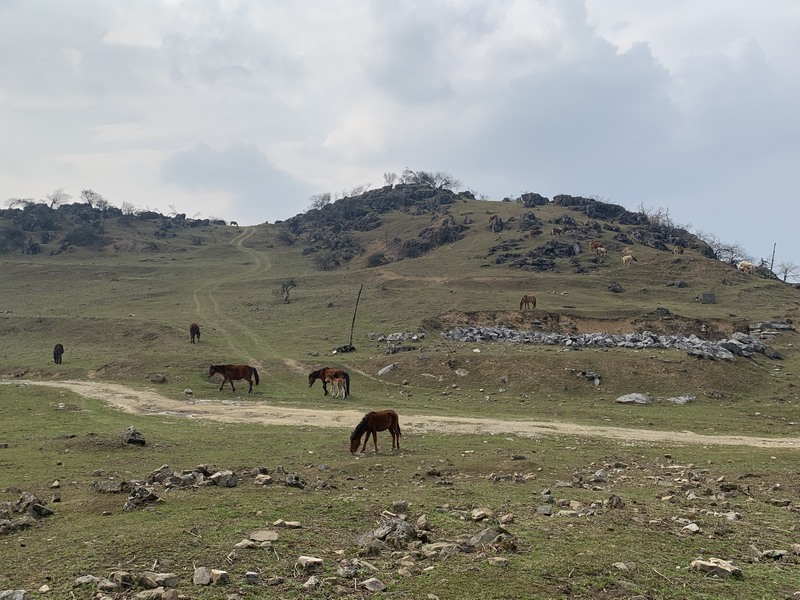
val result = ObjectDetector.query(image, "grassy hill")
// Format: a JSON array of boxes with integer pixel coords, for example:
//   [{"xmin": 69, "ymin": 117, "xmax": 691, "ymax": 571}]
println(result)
[{"xmin": 1, "ymin": 190, "xmax": 799, "ymax": 598}]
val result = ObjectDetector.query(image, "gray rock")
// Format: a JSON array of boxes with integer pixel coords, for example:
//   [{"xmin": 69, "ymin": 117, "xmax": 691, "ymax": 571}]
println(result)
[
  {"xmin": 121, "ymin": 426, "xmax": 146, "ymax": 446},
  {"xmin": 378, "ymin": 363, "xmax": 398, "ymax": 376},
  {"xmin": 193, "ymin": 567, "xmax": 212, "ymax": 586},
  {"xmin": 615, "ymin": 393, "xmax": 653, "ymax": 405}
]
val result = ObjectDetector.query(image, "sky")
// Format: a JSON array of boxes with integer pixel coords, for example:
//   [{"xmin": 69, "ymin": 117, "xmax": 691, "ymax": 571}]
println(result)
[{"xmin": 1, "ymin": 1, "xmax": 799, "ymax": 272}]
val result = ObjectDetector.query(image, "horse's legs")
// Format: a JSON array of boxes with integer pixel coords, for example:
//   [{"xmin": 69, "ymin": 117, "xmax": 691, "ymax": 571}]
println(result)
[
  {"xmin": 360, "ymin": 432, "xmax": 370, "ymax": 453},
  {"xmin": 248, "ymin": 377, "xmax": 253, "ymax": 393},
  {"xmin": 372, "ymin": 431, "xmax": 379, "ymax": 453},
  {"xmin": 322, "ymin": 379, "xmax": 329, "ymax": 396}
]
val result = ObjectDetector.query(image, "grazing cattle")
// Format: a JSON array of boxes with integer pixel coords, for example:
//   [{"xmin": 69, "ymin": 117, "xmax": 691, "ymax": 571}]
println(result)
[
  {"xmin": 589, "ymin": 241, "xmax": 604, "ymax": 251},
  {"xmin": 551, "ymin": 227, "xmax": 563, "ymax": 236},
  {"xmin": 622, "ymin": 246, "xmax": 633, "ymax": 254},
  {"xmin": 622, "ymin": 254, "xmax": 638, "ymax": 266},
  {"xmin": 596, "ymin": 246, "xmax": 608, "ymax": 259},
  {"xmin": 519, "ymin": 294, "xmax": 537, "ymax": 310},
  {"xmin": 672, "ymin": 247, "xmax": 684, "ymax": 255},
  {"xmin": 53, "ymin": 343, "xmax": 64, "ymax": 365},
  {"xmin": 737, "ymin": 260, "xmax": 754, "ymax": 274},
  {"xmin": 189, "ymin": 323, "xmax": 201, "ymax": 343},
  {"xmin": 529, "ymin": 228, "xmax": 542, "ymax": 238}
]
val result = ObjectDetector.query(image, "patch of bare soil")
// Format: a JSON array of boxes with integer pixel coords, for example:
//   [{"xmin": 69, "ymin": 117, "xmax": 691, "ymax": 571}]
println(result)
[{"xmin": 4, "ymin": 380, "xmax": 800, "ymax": 449}]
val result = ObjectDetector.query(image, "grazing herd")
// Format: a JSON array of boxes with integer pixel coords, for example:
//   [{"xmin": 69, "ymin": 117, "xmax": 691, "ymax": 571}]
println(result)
[{"xmin": 44, "ymin": 226, "xmax": 759, "ymax": 455}]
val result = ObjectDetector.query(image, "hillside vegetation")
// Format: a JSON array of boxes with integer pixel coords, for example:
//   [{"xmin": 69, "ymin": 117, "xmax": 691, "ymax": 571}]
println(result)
[{"xmin": 1, "ymin": 188, "xmax": 799, "ymax": 599}]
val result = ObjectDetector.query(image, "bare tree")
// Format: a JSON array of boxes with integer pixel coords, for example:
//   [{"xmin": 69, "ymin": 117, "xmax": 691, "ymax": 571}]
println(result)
[
  {"xmin": 433, "ymin": 171, "xmax": 461, "ymax": 190},
  {"xmin": 276, "ymin": 279, "xmax": 297, "ymax": 303},
  {"xmin": 121, "ymin": 201, "xmax": 136, "ymax": 216},
  {"xmin": 399, "ymin": 168, "xmax": 461, "ymax": 190},
  {"xmin": 6, "ymin": 198, "xmax": 33, "ymax": 209},
  {"xmin": 47, "ymin": 187, "xmax": 72, "ymax": 209},
  {"xmin": 695, "ymin": 230, "xmax": 752, "ymax": 265},
  {"xmin": 341, "ymin": 185, "xmax": 366, "ymax": 199},
  {"xmin": 80, "ymin": 189, "xmax": 104, "ymax": 208},
  {"xmin": 308, "ymin": 193, "xmax": 331, "ymax": 211},
  {"xmin": 383, "ymin": 172, "xmax": 398, "ymax": 187},
  {"xmin": 776, "ymin": 261, "xmax": 800, "ymax": 283}
]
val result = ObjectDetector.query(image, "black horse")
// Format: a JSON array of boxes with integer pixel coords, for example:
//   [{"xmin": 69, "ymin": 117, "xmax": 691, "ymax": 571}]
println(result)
[
  {"xmin": 53, "ymin": 343, "xmax": 64, "ymax": 364},
  {"xmin": 190, "ymin": 323, "xmax": 201, "ymax": 343}
]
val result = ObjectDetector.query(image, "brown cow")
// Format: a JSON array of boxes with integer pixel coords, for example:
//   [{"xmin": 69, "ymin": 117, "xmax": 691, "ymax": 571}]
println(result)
[
  {"xmin": 551, "ymin": 227, "xmax": 563, "ymax": 236},
  {"xmin": 672, "ymin": 247, "xmax": 684, "ymax": 255},
  {"xmin": 589, "ymin": 241, "xmax": 604, "ymax": 251}
]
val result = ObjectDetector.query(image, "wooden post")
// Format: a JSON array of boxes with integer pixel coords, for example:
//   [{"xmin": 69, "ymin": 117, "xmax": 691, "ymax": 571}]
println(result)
[{"xmin": 348, "ymin": 284, "xmax": 363, "ymax": 348}]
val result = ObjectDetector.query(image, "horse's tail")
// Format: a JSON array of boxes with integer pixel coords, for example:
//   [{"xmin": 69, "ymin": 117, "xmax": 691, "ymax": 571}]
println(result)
[
  {"xmin": 253, "ymin": 368, "xmax": 260, "ymax": 385},
  {"xmin": 343, "ymin": 372, "xmax": 350, "ymax": 396},
  {"xmin": 532, "ymin": 295, "xmax": 536, "ymax": 309},
  {"xmin": 396, "ymin": 415, "xmax": 401, "ymax": 437}
]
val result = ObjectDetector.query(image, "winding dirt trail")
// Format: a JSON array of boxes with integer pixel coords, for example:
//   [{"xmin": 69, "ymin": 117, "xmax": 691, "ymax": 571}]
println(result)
[
  {"xmin": 6, "ymin": 379, "xmax": 800, "ymax": 449},
  {"xmin": 191, "ymin": 227, "xmax": 273, "ymax": 372}
]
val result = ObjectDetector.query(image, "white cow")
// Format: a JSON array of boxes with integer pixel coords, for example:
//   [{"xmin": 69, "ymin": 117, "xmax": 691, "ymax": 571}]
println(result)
[{"xmin": 737, "ymin": 261, "xmax": 754, "ymax": 274}]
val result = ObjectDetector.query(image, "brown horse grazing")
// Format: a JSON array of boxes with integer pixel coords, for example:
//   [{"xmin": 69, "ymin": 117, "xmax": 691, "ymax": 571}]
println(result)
[
  {"xmin": 190, "ymin": 323, "xmax": 201, "ymax": 343},
  {"xmin": 209, "ymin": 364, "xmax": 259, "ymax": 393},
  {"xmin": 519, "ymin": 294, "xmax": 537, "ymax": 310},
  {"xmin": 53, "ymin": 343, "xmax": 64, "ymax": 365},
  {"xmin": 350, "ymin": 410, "xmax": 401, "ymax": 453},
  {"xmin": 308, "ymin": 368, "xmax": 350, "ymax": 397}
]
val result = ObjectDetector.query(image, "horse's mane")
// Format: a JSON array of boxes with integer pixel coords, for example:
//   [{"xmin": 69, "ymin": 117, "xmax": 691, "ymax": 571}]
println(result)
[{"xmin": 350, "ymin": 415, "xmax": 369, "ymax": 440}]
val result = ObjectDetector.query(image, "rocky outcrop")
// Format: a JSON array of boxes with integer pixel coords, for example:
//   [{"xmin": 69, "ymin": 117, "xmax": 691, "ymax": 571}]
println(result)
[{"xmin": 441, "ymin": 327, "xmax": 783, "ymax": 361}]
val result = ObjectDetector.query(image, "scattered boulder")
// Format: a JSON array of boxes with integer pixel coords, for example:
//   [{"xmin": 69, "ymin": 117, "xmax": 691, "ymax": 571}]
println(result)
[
  {"xmin": 121, "ymin": 426, "xmax": 146, "ymax": 446},
  {"xmin": 689, "ymin": 558, "xmax": 742, "ymax": 579},
  {"xmin": 615, "ymin": 393, "xmax": 653, "ymax": 405}
]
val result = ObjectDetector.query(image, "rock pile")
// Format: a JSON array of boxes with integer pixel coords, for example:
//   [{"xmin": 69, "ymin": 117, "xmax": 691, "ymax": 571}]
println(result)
[{"xmin": 442, "ymin": 326, "xmax": 788, "ymax": 362}]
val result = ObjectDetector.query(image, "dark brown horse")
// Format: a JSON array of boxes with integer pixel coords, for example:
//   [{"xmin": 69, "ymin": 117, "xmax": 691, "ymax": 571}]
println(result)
[
  {"xmin": 190, "ymin": 323, "xmax": 201, "ymax": 343},
  {"xmin": 350, "ymin": 410, "xmax": 401, "ymax": 453},
  {"xmin": 209, "ymin": 364, "xmax": 259, "ymax": 393},
  {"xmin": 519, "ymin": 294, "xmax": 536, "ymax": 310},
  {"xmin": 53, "ymin": 343, "xmax": 64, "ymax": 365},
  {"xmin": 308, "ymin": 368, "xmax": 350, "ymax": 397}
]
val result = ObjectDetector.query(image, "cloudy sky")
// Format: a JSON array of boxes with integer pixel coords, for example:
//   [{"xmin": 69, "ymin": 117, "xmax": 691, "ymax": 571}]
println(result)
[{"xmin": 1, "ymin": 1, "xmax": 798, "ymax": 271}]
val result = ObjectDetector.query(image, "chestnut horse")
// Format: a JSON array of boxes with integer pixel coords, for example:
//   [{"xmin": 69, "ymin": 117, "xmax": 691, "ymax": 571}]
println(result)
[
  {"xmin": 209, "ymin": 364, "xmax": 259, "ymax": 393},
  {"xmin": 329, "ymin": 376, "xmax": 348, "ymax": 399},
  {"xmin": 190, "ymin": 323, "xmax": 201, "ymax": 343},
  {"xmin": 350, "ymin": 410, "xmax": 401, "ymax": 453},
  {"xmin": 308, "ymin": 368, "xmax": 350, "ymax": 397},
  {"xmin": 519, "ymin": 294, "xmax": 537, "ymax": 310},
  {"xmin": 53, "ymin": 343, "xmax": 64, "ymax": 365}
]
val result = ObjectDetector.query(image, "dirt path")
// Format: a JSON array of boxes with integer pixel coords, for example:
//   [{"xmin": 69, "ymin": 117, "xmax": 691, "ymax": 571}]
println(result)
[
  {"xmin": 6, "ymin": 380, "xmax": 800, "ymax": 449},
  {"xmin": 190, "ymin": 227, "xmax": 272, "ymax": 371}
]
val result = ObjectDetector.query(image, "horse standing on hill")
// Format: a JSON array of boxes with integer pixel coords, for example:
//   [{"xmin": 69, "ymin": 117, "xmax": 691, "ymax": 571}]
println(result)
[
  {"xmin": 208, "ymin": 364, "xmax": 259, "ymax": 393},
  {"xmin": 308, "ymin": 368, "xmax": 350, "ymax": 397},
  {"xmin": 349, "ymin": 410, "xmax": 401, "ymax": 453},
  {"xmin": 53, "ymin": 343, "xmax": 64, "ymax": 365},
  {"xmin": 190, "ymin": 323, "xmax": 201, "ymax": 343},
  {"xmin": 519, "ymin": 294, "xmax": 537, "ymax": 310},
  {"xmin": 622, "ymin": 255, "xmax": 638, "ymax": 266}
]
